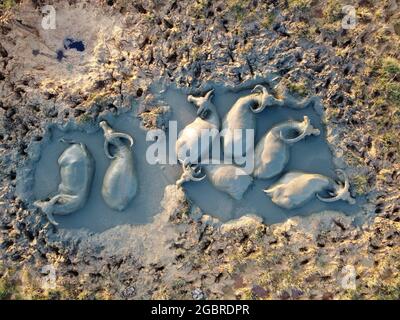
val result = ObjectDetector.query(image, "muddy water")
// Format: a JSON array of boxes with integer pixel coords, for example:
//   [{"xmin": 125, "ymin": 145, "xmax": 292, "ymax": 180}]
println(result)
[
  {"xmin": 33, "ymin": 114, "xmax": 181, "ymax": 232},
  {"xmin": 162, "ymin": 84, "xmax": 362, "ymax": 223},
  {"xmin": 33, "ymin": 82, "xmax": 362, "ymax": 232}
]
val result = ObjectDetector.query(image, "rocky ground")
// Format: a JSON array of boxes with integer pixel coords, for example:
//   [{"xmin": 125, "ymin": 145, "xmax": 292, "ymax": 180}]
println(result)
[{"xmin": 0, "ymin": 0, "xmax": 399, "ymax": 299}]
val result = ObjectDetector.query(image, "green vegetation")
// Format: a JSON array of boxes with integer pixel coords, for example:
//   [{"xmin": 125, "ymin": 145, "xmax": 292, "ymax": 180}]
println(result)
[
  {"xmin": 365, "ymin": 57, "xmax": 400, "ymax": 156},
  {"xmin": 0, "ymin": 0, "xmax": 16, "ymax": 10},
  {"xmin": 144, "ymin": 12, "xmax": 156, "ymax": 23},
  {"xmin": 0, "ymin": 263, "xmax": 14, "ymax": 300},
  {"xmin": 192, "ymin": 0, "xmax": 209, "ymax": 19},
  {"xmin": 376, "ymin": 57, "xmax": 400, "ymax": 108},
  {"xmin": 223, "ymin": 0, "xmax": 255, "ymax": 23},
  {"xmin": 287, "ymin": 81, "xmax": 309, "ymax": 98},
  {"xmin": 171, "ymin": 278, "xmax": 186, "ymax": 290},
  {"xmin": 78, "ymin": 114, "xmax": 93, "ymax": 124},
  {"xmin": 381, "ymin": 57, "xmax": 400, "ymax": 79},
  {"xmin": 352, "ymin": 174, "xmax": 369, "ymax": 196},
  {"xmin": 239, "ymin": 287, "xmax": 255, "ymax": 300},
  {"xmin": 374, "ymin": 282, "xmax": 400, "ymax": 300},
  {"xmin": 341, "ymin": 289, "xmax": 364, "ymax": 300},
  {"xmin": 322, "ymin": 0, "xmax": 343, "ymax": 23},
  {"xmin": 386, "ymin": 83, "xmax": 400, "ymax": 105},
  {"xmin": 230, "ymin": 2, "xmax": 247, "ymax": 21},
  {"xmin": 0, "ymin": 278, "xmax": 12, "ymax": 299},
  {"xmin": 260, "ymin": 12, "xmax": 276, "ymax": 29},
  {"xmin": 287, "ymin": 0, "xmax": 312, "ymax": 10}
]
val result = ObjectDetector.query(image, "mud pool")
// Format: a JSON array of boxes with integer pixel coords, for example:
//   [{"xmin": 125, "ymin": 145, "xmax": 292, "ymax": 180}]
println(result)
[
  {"xmin": 27, "ymin": 81, "xmax": 364, "ymax": 232},
  {"xmin": 162, "ymin": 83, "xmax": 363, "ymax": 223},
  {"xmin": 32, "ymin": 114, "xmax": 181, "ymax": 232}
]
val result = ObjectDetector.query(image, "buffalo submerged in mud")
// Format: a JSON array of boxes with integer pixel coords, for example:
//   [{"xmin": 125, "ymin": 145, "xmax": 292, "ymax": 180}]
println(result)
[
  {"xmin": 100, "ymin": 120, "xmax": 138, "ymax": 211},
  {"xmin": 34, "ymin": 139, "xmax": 95, "ymax": 225},
  {"xmin": 170, "ymin": 83, "xmax": 359, "ymax": 222},
  {"xmin": 264, "ymin": 170, "xmax": 356, "ymax": 209},
  {"xmin": 32, "ymin": 80, "xmax": 359, "ymax": 227}
]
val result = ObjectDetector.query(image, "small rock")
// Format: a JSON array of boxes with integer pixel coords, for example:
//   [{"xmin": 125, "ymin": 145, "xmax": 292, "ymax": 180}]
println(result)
[
  {"xmin": 251, "ymin": 285, "xmax": 268, "ymax": 298},
  {"xmin": 121, "ymin": 286, "xmax": 136, "ymax": 298},
  {"xmin": 290, "ymin": 288, "xmax": 304, "ymax": 299},
  {"xmin": 192, "ymin": 288, "xmax": 205, "ymax": 300}
]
